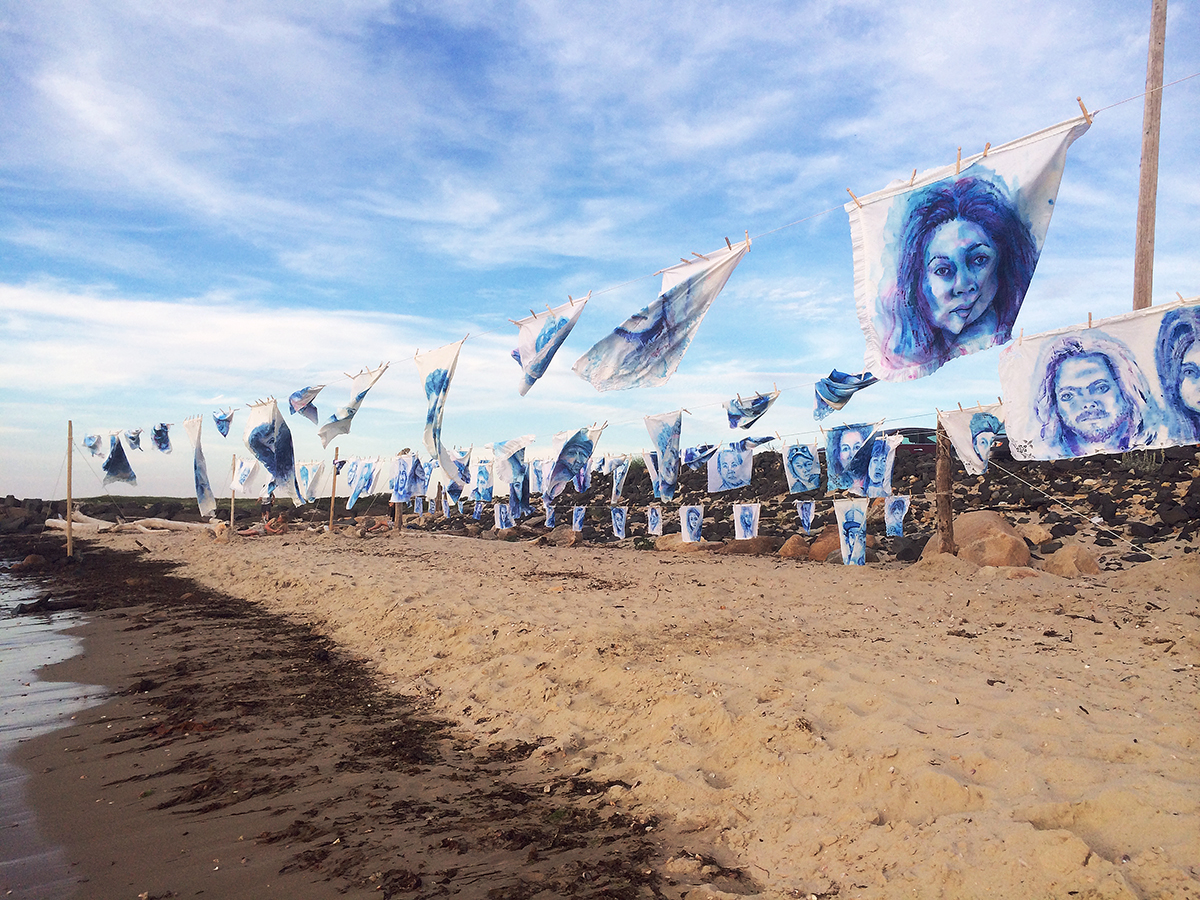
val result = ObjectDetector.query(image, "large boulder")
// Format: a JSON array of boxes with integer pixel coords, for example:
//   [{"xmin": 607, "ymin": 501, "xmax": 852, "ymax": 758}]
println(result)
[
  {"xmin": 807, "ymin": 524, "xmax": 841, "ymax": 562},
  {"xmin": 778, "ymin": 534, "xmax": 810, "ymax": 559},
  {"xmin": 655, "ymin": 533, "xmax": 721, "ymax": 553},
  {"xmin": 1041, "ymin": 543, "xmax": 1102, "ymax": 578},
  {"xmin": 923, "ymin": 510, "xmax": 1031, "ymax": 568}
]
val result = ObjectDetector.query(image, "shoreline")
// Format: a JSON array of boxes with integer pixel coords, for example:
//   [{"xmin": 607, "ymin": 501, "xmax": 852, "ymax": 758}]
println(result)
[
  {"xmin": 8, "ymin": 535, "xmax": 679, "ymax": 899},
  {"xmin": 6, "ymin": 529, "xmax": 1199, "ymax": 898}
]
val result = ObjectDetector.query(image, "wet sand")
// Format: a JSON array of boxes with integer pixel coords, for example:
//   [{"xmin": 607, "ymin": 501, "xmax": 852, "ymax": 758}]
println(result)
[{"xmin": 7, "ymin": 529, "xmax": 1200, "ymax": 898}]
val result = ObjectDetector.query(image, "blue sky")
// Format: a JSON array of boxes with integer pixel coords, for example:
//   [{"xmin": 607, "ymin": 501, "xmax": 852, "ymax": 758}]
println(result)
[{"xmin": 2, "ymin": 0, "xmax": 1197, "ymax": 499}]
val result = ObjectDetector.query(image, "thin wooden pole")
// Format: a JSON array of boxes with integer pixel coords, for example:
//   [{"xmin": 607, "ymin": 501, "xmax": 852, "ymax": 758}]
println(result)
[
  {"xmin": 1133, "ymin": 0, "xmax": 1168, "ymax": 311},
  {"xmin": 229, "ymin": 455, "xmax": 236, "ymax": 531},
  {"xmin": 328, "ymin": 447, "xmax": 339, "ymax": 531},
  {"xmin": 935, "ymin": 421, "xmax": 956, "ymax": 555},
  {"xmin": 66, "ymin": 420, "xmax": 73, "ymax": 560}
]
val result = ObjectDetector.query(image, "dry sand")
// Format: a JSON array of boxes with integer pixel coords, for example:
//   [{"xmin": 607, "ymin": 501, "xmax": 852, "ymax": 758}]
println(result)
[{"xmin": 37, "ymin": 527, "xmax": 1191, "ymax": 900}]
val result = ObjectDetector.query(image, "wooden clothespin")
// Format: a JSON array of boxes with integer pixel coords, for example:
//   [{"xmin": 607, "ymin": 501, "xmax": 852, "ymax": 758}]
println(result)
[
  {"xmin": 680, "ymin": 258, "xmax": 690, "ymax": 265},
  {"xmin": 1018, "ymin": 329, "xmax": 1023, "ymax": 345},
  {"xmin": 773, "ymin": 382, "xmax": 778, "ymax": 393},
  {"xmin": 909, "ymin": 169, "xmax": 917, "ymax": 186},
  {"xmin": 846, "ymin": 188, "xmax": 862, "ymax": 209},
  {"xmin": 507, "ymin": 318, "xmax": 520, "ymax": 325},
  {"xmin": 745, "ymin": 230, "xmax": 750, "ymax": 247},
  {"xmin": 955, "ymin": 147, "xmax": 962, "ymax": 175},
  {"xmin": 1088, "ymin": 312, "xmax": 1093, "ymax": 328},
  {"xmin": 958, "ymin": 402, "xmax": 964, "ymax": 411},
  {"xmin": 982, "ymin": 141, "xmax": 991, "ymax": 157},
  {"xmin": 1077, "ymin": 96, "xmax": 1093, "ymax": 124},
  {"xmin": 1177, "ymin": 292, "xmax": 1185, "ymax": 302},
  {"xmin": 725, "ymin": 237, "xmax": 732, "ymax": 249},
  {"xmin": 530, "ymin": 308, "xmax": 537, "ymax": 318},
  {"xmin": 691, "ymin": 251, "xmax": 709, "ymax": 261}
]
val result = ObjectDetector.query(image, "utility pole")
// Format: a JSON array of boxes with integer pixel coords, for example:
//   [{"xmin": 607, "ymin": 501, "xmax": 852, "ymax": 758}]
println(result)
[{"xmin": 1132, "ymin": 0, "xmax": 1168, "ymax": 310}]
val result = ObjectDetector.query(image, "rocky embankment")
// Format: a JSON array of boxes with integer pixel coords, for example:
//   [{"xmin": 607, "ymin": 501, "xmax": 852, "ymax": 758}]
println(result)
[{"xmin": 8, "ymin": 445, "xmax": 1199, "ymax": 569}]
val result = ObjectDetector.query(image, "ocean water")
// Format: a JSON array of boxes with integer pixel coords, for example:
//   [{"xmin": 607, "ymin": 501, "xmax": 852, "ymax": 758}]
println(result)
[{"xmin": 0, "ymin": 559, "xmax": 106, "ymax": 899}]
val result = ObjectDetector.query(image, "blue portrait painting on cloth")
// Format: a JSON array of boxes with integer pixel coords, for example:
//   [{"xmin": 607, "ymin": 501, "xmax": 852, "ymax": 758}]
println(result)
[
  {"xmin": 885, "ymin": 495, "xmax": 911, "ymax": 537},
  {"xmin": 647, "ymin": 505, "xmax": 662, "ymax": 536},
  {"xmin": 151, "ymin": 424, "xmax": 171, "ymax": 453},
  {"xmin": 213, "ymin": 409, "xmax": 235, "ymax": 437},
  {"xmin": 102, "ymin": 435, "xmax": 137, "ymax": 486},
  {"xmin": 825, "ymin": 425, "xmax": 875, "ymax": 494},
  {"xmin": 784, "ymin": 441, "xmax": 821, "ymax": 493},
  {"xmin": 573, "ymin": 243, "xmax": 749, "ymax": 391},
  {"xmin": 543, "ymin": 500, "xmax": 555, "ymax": 528},
  {"xmin": 124, "ymin": 429, "xmax": 143, "ymax": 451},
  {"xmin": 681, "ymin": 505, "xmax": 704, "ymax": 543},
  {"xmin": 734, "ymin": 503, "xmax": 760, "ymax": 540},
  {"xmin": 795, "ymin": 500, "xmax": 815, "ymax": 534},
  {"xmin": 288, "ymin": 385, "xmax": 324, "ymax": 425},
  {"xmin": 644, "ymin": 411, "xmax": 682, "ymax": 501},
  {"xmin": 495, "ymin": 502, "xmax": 514, "ymax": 530},
  {"xmin": 611, "ymin": 506, "xmax": 627, "ymax": 539},
  {"xmin": 834, "ymin": 498, "xmax": 870, "ymax": 566},
  {"xmin": 572, "ymin": 506, "xmax": 586, "ymax": 532},
  {"xmin": 707, "ymin": 443, "xmax": 753, "ymax": 493}
]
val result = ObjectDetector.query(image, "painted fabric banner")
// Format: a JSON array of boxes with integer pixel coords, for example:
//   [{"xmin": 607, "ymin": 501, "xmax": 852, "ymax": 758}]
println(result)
[
  {"xmin": 213, "ymin": 409, "xmax": 235, "ymax": 438},
  {"xmin": 495, "ymin": 502, "xmax": 514, "ymax": 530},
  {"xmin": 530, "ymin": 458, "xmax": 548, "ymax": 495},
  {"xmin": 571, "ymin": 506, "xmax": 586, "ymax": 532},
  {"xmin": 825, "ymin": 424, "xmax": 876, "ymax": 494},
  {"xmin": 611, "ymin": 507, "xmax": 627, "ymax": 539},
  {"xmin": 939, "ymin": 403, "xmax": 1005, "ymax": 475},
  {"xmin": 416, "ymin": 341, "xmax": 464, "ymax": 459},
  {"xmin": 297, "ymin": 461, "xmax": 325, "ymax": 503},
  {"xmin": 544, "ymin": 426, "xmax": 604, "ymax": 502},
  {"xmin": 647, "ymin": 506, "xmax": 663, "ymax": 536},
  {"xmin": 784, "ymin": 440, "xmax": 822, "ymax": 494},
  {"xmin": 465, "ymin": 446, "xmax": 493, "ymax": 502},
  {"xmin": 243, "ymin": 400, "xmax": 300, "ymax": 503},
  {"xmin": 543, "ymin": 500, "xmax": 556, "ymax": 528},
  {"xmin": 643, "ymin": 451, "xmax": 662, "ymax": 499},
  {"xmin": 999, "ymin": 299, "xmax": 1200, "ymax": 459},
  {"xmin": 707, "ymin": 442, "xmax": 753, "ymax": 492},
  {"xmin": 885, "ymin": 495, "xmax": 911, "ymax": 537},
  {"xmin": 733, "ymin": 503, "xmax": 760, "ymax": 540},
  {"xmin": 725, "ymin": 390, "xmax": 779, "ymax": 429},
  {"xmin": 866, "ymin": 433, "xmax": 903, "ymax": 497},
  {"xmin": 681, "ymin": 505, "xmax": 704, "ymax": 543},
  {"xmin": 387, "ymin": 454, "xmax": 414, "ymax": 503},
  {"xmin": 683, "ymin": 444, "xmax": 717, "ymax": 471},
  {"xmin": 644, "ymin": 410, "xmax": 682, "ymax": 501},
  {"xmin": 288, "ymin": 385, "xmax": 325, "ymax": 425},
  {"xmin": 795, "ymin": 500, "xmax": 815, "ymax": 534},
  {"xmin": 848, "ymin": 116, "xmax": 1090, "ymax": 381},
  {"xmin": 607, "ymin": 455, "xmax": 631, "ymax": 504},
  {"xmin": 83, "ymin": 434, "xmax": 102, "ymax": 456},
  {"xmin": 151, "ymin": 424, "xmax": 171, "ymax": 453},
  {"xmin": 346, "ymin": 458, "xmax": 379, "ymax": 510},
  {"xmin": 318, "ymin": 365, "xmax": 388, "ymax": 449},
  {"xmin": 834, "ymin": 497, "xmax": 870, "ymax": 566},
  {"xmin": 102, "ymin": 435, "xmax": 137, "ymax": 486},
  {"xmin": 183, "ymin": 416, "xmax": 216, "ymax": 518},
  {"xmin": 513, "ymin": 295, "xmax": 588, "ymax": 395},
  {"xmin": 232, "ymin": 457, "xmax": 260, "ymax": 495},
  {"xmin": 124, "ymin": 428, "xmax": 143, "ymax": 451},
  {"xmin": 814, "ymin": 370, "xmax": 878, "ymax": 420},
  {"xmin": 573, "ymin": 240, "xmax": 750, "ymax": 391}
]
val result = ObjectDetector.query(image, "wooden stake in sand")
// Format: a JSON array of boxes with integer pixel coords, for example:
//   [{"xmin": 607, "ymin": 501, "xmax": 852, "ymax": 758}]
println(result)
[
  {"xmin": 329, "ymin": 447, "xmax": 339, "ymax": 531},
  {"xmin": 66, "ymin": 420, "xmax": 73, "ymax": 560},
  {"xmin": 1133, "ymin": 0, "xmax": 1168, "ymax": 310},
  {"xmin": 229, "ymin": 454, "xmax": 236, "ymax": 531},
  {"xmin": 935, "ymin": 420, "xmax": 956, "ymax": 555}
]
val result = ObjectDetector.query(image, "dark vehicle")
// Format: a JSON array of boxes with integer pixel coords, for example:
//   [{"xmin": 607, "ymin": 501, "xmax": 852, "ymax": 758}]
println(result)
[{"xmin": 884, "ymin": 426, "xmax": 938, "ymax": 453}]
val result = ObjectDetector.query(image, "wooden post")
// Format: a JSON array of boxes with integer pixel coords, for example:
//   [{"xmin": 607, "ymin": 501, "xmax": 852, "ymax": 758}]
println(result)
[
  {"xmin": 66, "ymin": 420, "xmax": 73, "ymax": 560},
  {"xmin": 229, "ymin": 455, "xmax": 236, "ymax": 531},
  {"xmin": 1133, "ymin": 0, "xmax": 1168, "ymax": 310},
  {"xmin": 328, "ymin": 447, "xmax": 339, "ymax": 531},
  {"xmin": 935, "ymin": 420, "xmax": 956, "ymax": 555}
]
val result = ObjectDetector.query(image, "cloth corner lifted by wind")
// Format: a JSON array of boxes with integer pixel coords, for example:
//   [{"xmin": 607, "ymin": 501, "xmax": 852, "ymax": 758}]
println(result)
[
  {"xmin": 513, "ymin": 296, "xmax": 588, "ymax": 395},
  {"xmin": 725, "ymin": 390, "xmax": 780, "ymax": 429},
  {"xmin": 573, "ymin": 241, "xmax": 749, "ymax": 391},
  {"xmin": 317, "ymin": 366, "xmax": 386, "ymax": 449},
  {"xmin": 814, "ymin": 370, "xmax": 878, "ymax": 420}
]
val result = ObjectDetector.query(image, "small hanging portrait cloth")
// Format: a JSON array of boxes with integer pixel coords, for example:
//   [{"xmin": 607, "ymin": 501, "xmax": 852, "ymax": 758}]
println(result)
[
  {"xmin": 725, "ymin": 390, "xmax": 779, "ymax": 429},
  {"xmin": 814, "ymin": 370, "xmax": 878, "ymax": 420},
  {"xmin": 512, "ymin": 295, "xmax": 588, "ymax": 395}
]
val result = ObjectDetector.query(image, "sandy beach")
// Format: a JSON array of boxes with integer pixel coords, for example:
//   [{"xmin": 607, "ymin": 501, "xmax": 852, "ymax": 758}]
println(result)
[{"xmin": 9, "ymin": 524, "xmax": 1197, "ymax": 899}]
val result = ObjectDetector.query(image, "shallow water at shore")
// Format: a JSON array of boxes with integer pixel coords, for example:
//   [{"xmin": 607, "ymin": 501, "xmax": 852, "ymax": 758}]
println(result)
[{"xmin": 0, "ymin": 566, "xmax": 105, "ymax": 899}]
